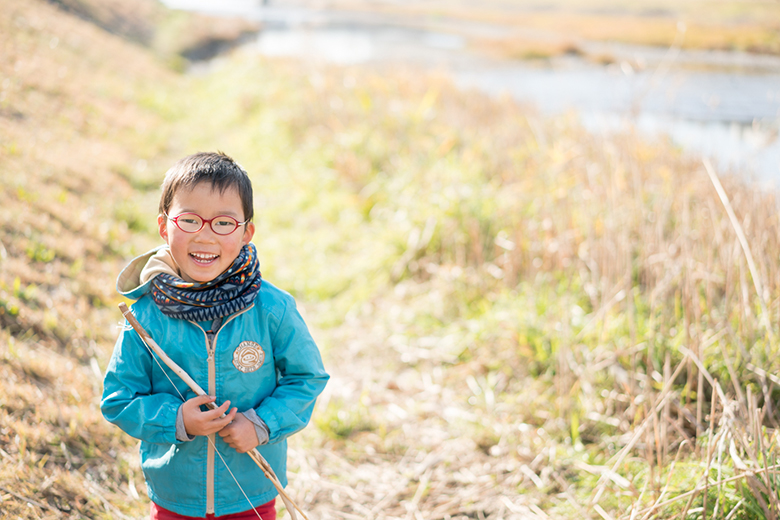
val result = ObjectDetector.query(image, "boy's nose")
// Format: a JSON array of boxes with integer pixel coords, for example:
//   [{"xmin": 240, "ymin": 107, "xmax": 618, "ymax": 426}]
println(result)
[{"xmin": 194, "ymin": 226, "xmax": 220, "ymax": 240}]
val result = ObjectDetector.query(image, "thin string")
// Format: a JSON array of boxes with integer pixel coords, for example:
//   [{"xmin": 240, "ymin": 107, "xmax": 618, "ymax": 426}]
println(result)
[
  {"xmin": 209, "ymin": 436, "xmax": 263, "ymax": 519},
  {"xmin": 122, "ymin": 321, "xmax": 264, "ymax": 519}
]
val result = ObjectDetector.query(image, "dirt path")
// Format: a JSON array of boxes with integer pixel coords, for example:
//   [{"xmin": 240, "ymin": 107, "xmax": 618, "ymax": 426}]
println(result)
[{"xmin": 284, "ymin": 295, "xmax": 554, "ymax": 519}]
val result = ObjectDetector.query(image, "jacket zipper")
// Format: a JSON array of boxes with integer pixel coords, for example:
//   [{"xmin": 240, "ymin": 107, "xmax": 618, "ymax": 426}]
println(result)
[{"xmin": 192, "ymin": 304, "xmax": 254, "ymax": 515}]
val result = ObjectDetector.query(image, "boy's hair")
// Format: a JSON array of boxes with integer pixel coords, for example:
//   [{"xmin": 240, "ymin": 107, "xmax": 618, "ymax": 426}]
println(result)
[{"xmin": 158, "ymin": 152, "xmax": 254, "ymax": 221}]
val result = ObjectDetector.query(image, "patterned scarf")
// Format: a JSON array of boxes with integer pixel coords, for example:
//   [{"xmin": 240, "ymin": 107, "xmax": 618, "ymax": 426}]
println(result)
[{"xmin": 150, "ymin": 243, "xmax": 261, "ymax": 321}]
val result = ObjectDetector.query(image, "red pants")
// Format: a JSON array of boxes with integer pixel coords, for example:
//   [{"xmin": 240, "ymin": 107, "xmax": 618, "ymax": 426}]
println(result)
[{"xmin": 150, "ymin": 499, "xmax": 276, "ymax": 520}]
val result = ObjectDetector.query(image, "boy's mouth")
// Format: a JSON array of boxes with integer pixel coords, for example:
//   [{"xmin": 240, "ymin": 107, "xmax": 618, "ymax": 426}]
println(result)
[{"xmin": 190, "ymin": 252, "xmax": 219, "ymax": 265}]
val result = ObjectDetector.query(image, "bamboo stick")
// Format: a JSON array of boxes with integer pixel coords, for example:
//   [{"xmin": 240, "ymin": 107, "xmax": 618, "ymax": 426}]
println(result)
[{"xmin": 118, "ymin": 303, "xmax": 308, "ymax": 520}]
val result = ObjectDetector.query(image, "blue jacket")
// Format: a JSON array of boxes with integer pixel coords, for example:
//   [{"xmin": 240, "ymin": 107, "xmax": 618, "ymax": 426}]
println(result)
[{"xmin": 101, "ymin": 247, "xmax": 329, "ymax": 517}]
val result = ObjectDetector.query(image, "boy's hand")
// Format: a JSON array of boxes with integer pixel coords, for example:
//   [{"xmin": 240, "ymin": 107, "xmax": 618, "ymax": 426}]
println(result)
[
  {"xmin": 182, "ymin": 395, "xmax": 237, "ymax": 436},
  {"xmin": 218, "ymin": 413, "xmax": 259, "ymax": 453}
]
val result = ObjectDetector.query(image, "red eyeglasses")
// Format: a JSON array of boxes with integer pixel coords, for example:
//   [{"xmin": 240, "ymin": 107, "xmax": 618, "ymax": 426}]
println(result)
[{"xmin": 164, "ymin": 213, "xmax": 249, "ymax": 236}]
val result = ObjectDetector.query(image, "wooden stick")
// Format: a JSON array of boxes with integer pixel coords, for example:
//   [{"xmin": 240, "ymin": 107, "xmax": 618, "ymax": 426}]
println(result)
[
  {"xmin": 119, "ymin": 303, "xmax": 308, "ymax": 520},
  {"xmin": 120, "ymin": 303, "xmax": 205, "ymax": 397}
]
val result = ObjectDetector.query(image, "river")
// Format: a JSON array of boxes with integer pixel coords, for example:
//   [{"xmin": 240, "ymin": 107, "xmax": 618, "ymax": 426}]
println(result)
[{"xmin": 165, "ymin": 0, "xmax": 780, "ymax": 187}]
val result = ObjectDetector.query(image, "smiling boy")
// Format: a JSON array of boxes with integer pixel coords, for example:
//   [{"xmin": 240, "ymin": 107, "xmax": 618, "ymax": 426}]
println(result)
[{"xmin": 101, "ymin": 152, "xmax": 329, "ymax": 519}]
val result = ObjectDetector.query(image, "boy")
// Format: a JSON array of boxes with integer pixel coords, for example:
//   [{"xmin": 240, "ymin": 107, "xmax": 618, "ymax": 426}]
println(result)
[{"xmin": 101, "ymin": 152, "xmax": 329, "ymax": 519}]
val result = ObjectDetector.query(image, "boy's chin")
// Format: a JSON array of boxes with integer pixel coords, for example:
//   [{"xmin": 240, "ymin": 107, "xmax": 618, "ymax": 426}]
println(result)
[
  {"xmin": 179, "ymin": 261, "xmax": 223, "ymax": 283},
  {"xmin": 179, "ymin": 271, "xmax": 211, "ymax": 284},
  {"xmin": 181, "ymin": 265, "xmax": 229, "ymax": 284}
]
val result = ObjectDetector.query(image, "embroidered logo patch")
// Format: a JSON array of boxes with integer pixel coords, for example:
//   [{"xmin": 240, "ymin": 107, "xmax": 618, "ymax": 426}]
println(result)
[{"xmin": 232, "ymin": 341, "xmax": 265, "ymax": 373}]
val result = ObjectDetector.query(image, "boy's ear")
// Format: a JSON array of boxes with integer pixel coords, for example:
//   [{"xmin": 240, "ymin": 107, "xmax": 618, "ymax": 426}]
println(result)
[
  {"xmin": 157, "ymin": 214, "xmax": 169, "ymax": 242},
  {"xmin": 242, "ymin": 221, "xmax": 255, "ymax": 246}
]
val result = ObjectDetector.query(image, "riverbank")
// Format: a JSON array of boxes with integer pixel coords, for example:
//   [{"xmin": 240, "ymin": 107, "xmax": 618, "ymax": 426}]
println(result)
[{"xmin": 304, "ymin": 0, "xmax": 780, "ymax": 58}]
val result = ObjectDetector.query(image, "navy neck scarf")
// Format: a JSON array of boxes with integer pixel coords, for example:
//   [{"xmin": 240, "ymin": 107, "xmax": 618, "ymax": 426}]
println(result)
[{"xmin": 150, "ymin": 243, "xmax": 261, "ymax": 321}]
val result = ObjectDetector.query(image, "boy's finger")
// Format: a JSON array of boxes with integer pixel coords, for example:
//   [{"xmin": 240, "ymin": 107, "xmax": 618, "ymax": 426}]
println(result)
[
  {"xmin": 210, "ymin": 399, "xmax": 230, "ymax": 412},
  {"xmin": 204, "ymin": 400, "xmax": 231, "ymax": 420},
  {"xmin": 186, "ymin": 394, "xmax": 216, "ymax": 408},
  {"xmin": 220, "ymin": 406, "xmax": 238, "ymax": 424},
  {"xmin": 216, "ymin": 407, "xmax": 238, "ymax": 431},
  {"xmin": 218, "ymin": 400, "xmax": 232, "ymax": 414}
]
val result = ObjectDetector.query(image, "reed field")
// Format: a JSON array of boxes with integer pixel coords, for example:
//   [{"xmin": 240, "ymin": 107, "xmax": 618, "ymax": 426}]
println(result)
[{"xmin": 2, "ymin": 0, "xmax": 780, "ymax": 518}]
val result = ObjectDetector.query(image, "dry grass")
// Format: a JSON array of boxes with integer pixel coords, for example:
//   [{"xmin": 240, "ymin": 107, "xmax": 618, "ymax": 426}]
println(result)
[
  {"xmin": 0, "ymin": 0, "xmax": 261, "ymax": 515},
  {"xmin": 4, "ymin": 0, "xmax": 780, "ymax": 519},
  {"xmin": 153, "ymin": 11, "xmax": 261, "ymax": 63},
  {"xmin": 476, "ymin": 36, "xmax": 584, "ymax": 61},
  {"xmin": 0, "ymin": 333, "xmax": 145, "ymax": 518},
  {"xmin": 498, "ymin": 13, "xmax": 780, "ymax": 55},
  {"xmin": 0, "ymin": 0, "xmax": 186, "ymax": 516}
]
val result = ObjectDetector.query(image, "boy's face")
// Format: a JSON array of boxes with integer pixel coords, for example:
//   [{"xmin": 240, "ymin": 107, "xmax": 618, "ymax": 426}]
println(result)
[{"xmin": 158, "ymin": 182, "xmax": 255, "ymax": 283}]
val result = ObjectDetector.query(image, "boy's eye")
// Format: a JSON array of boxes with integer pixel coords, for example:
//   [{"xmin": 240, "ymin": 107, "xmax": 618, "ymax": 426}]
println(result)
[
  {"xmin": 180, "ymin": 217, "xmax": 200, "ymax": 225},
  {"xmin": 214, "ymin": 219, "xmax": 236, "ymax": 228}
]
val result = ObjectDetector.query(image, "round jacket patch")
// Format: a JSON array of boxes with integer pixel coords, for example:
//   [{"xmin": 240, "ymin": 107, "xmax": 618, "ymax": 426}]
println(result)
[{"xmin": 232, "ymin": 341, "xmax": 265, "ymax": 373}]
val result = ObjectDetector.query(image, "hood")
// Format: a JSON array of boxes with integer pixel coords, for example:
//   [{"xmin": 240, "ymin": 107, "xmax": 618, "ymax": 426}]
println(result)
[{"xmin": 116, "ymin": 245, "xmax": 181, "ymax": 300}]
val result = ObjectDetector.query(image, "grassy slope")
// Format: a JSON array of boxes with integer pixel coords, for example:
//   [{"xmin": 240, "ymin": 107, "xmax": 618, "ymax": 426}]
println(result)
[
  {"xmin": 0, "ymin": 0, "xmax": 183, "ymax": 517},
  {"xmin": 3, "ymin": 0, "xmax": 780, "ymax": 519}
]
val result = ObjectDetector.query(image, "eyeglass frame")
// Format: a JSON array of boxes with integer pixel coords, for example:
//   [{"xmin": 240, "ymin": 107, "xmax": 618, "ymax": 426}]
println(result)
[{"xmin": 163, "ymin": 212, "xmax": 250, "ymax": 236}]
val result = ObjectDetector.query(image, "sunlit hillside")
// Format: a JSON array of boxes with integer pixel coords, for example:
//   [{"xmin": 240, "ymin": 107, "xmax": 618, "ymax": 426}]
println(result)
[
  {"xmin": 0, "ymin": 0, "xmax": 188, "ymax": 516},
  {"xmin": 3, "ymin": 1, "xmax": 780, "ymax": 519},
  {"xmin": 0, "ymin": 0, "xmax": 260, "ymax": 516}
]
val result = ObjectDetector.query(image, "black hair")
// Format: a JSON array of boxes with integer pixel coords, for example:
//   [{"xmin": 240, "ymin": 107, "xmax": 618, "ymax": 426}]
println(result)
[{"xmin": 158, "ymin": 151, "xmax": 253, "ymax": 221}]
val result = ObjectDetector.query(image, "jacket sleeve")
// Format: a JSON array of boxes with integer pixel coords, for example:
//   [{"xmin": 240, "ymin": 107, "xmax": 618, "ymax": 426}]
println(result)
[
  {"xmin": 256, "ymin": 297, "xmax": 329, "ymax": 443},
  {"xmin": 101, "ymin": 320, "xmax": 185, "ymax": 445}
]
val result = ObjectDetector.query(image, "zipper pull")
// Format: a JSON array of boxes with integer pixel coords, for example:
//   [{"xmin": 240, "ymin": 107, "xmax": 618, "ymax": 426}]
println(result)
[{"xmin": 206, "ymin": 329, "xmax": 216, "ymax": 360}]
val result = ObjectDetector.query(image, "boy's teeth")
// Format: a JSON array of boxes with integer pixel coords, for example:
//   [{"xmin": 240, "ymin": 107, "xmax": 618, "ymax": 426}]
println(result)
[{"xmin": 191, "ymin": 253, "xmax": 217, "ymax": 260}]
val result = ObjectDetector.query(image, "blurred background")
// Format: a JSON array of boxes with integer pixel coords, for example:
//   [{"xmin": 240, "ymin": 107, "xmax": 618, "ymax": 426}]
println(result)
[
  {"xmin": 169, "ymin": 0, "xmax": 780, "ymax": 184},
  {"xmin": 2, "ymin": 0, "xmax": 780, "ymax": 519}
]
